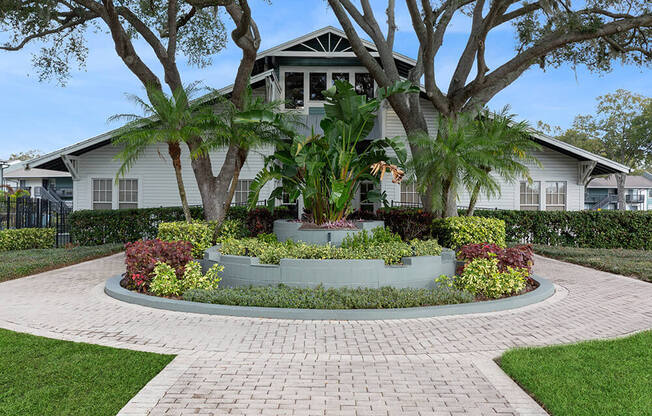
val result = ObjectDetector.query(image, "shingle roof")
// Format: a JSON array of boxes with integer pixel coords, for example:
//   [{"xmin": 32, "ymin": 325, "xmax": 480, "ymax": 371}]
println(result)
[{"xmin": 588, "ymin": 174, "xmax": 652, "ymax": 188}]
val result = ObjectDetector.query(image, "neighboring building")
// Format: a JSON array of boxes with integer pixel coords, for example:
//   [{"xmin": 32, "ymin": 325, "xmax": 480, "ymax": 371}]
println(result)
[
  {"xmin": 585, "ymin": 175, "xmax": 652, "ymax": 211},
  {"xmin": 3, "ymin": 165, "xmax": 74, "ymax": 207},
  {"xmin": 24, "ymin": 27, "xmax": 629, "ymax": 213}
]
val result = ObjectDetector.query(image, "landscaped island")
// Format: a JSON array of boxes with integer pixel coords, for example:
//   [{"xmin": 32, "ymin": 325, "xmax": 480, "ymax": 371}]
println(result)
[{"xmin": 115, "ymin": 211, "xmax": 539, "ymax": 312}]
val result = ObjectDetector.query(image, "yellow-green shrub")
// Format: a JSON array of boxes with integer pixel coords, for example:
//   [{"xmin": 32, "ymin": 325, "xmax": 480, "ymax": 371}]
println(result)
[
  {"xmin": 437, "ymin": 256, "xmax": 526, "ymax": 299},
  {"xmin": 157, "ymin": 221, "xmax": 215, "ymax": 258},
  {"xmin": 0, "ymin": 228, "xmax": 56, "ymax": 251},
  {"xmin": 432, "ymin": 216, "xmax": 506, "ymax": 249},
  {"xmin": 150, "ymin": 260, "xmax": 223, "ymax": 297}
]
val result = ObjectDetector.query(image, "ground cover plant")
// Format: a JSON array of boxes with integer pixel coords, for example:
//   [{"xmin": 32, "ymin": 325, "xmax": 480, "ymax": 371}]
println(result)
[
  {"xmin": 533, "ymin": 245, "xmax": 652, "ymax": 283},
  {"xmin": 0, "ymin": 244, "xmax": 123, "ymax": 283},
  {"xmin": 0, "ymin": 328, "xmax": 173, "ymax": 416},
  {"xmin": 218, "ymin": 227, "xmax": 442, "ymax": 265},
  {"xmin": 500, "ymin": 330, "xmax": 652, "ymax": 416},
  {"xmin": 184, "ymin": 284, "xmax": 473, "ymax": 309}
]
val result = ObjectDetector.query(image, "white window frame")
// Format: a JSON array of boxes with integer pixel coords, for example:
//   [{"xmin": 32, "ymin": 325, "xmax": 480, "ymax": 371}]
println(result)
[
  {"xmin": 91, "ymin": 178, "xmax": 113, "ymax": 210},
  {"xmin": 358, "ymin": 181, "xmax": 377, "ymax": 212},
  {"xmin": 545, "ymin": 181, "xmax": 567, "ymax": 211},
  {"xmin": 400, "ymin": 182, "xmax": 421, "ymax": 205},
  {"xmin": 280, "ymin": 66, "xmax": 376, "ymax": 113},
  {"xmin": 520, "ymin": 181, "xmax": 541, "ymax": 211},
  {"xmin": 118, "ymin": 178, "xmax": 139, "ymax": 210},
  {"xmin": 233, "ymin": 179, "xmax": 253, "ymax": 205}
]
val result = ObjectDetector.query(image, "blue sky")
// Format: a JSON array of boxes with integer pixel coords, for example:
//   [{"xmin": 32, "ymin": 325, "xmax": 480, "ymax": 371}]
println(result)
[{"xmin": 0, "ymin": 0, "xmax": 650, "ymax": 159}]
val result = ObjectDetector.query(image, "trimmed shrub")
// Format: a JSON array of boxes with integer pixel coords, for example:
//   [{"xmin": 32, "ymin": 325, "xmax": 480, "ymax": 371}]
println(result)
[
  {"xmin": 457, "ymin": 243, "xmax": 534, "ymax": 274},
  {"xmin": 218, "ymin": 236, "xmax": 442, "ymax": 265},
  {"xmin": 150, "ymin": 260, "xmax": 222, "ymax": 297},
  {"xmin": 184, "ymin": 284, "xmax": 474, "ymax": 309},
  {"xmin": 123, "ymin": 239, "xmax": 193, "ymax": 291},
  {"xmin": 438, "ymin": 257, "xmax": 527, "ymax": 299},
  {"xmin": 217, "ymin": 219, "xmax": 249, "ymax": 240},
  {"xmin": 158, "ymin": 221, "xmax": 215, "ymax": 258},
  {"xmin": 432, "ymin": 216, "xmax": 506, "ymax": 249},
  {"xmin": 376, "ymin": 208, "xmax": 434, "ymax": 240},
  {"xmin": 69, "ymin": 206, "xmax": 203, "ymax": 245},
  {"xmin": 69, "ymin": 205, "xmax": 289, "ymax": 245},
  {"xmin": 0, "ymin": 228, "xmax": 55, "ymax": 251},
  {"xmin": 472, "ymin": 209, "xmax": 652, "ymax": 250}
]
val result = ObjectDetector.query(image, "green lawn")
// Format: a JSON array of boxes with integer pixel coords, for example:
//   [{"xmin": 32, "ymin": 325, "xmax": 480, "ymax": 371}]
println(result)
[
  {"xmin": 0, "ymin": 244, "xmax": 123, "ymax": 283},
  {"xmin": 0, "ymin": 328, "xmax": 174, "ymax": 416},
  {"xmin": 533, "ymin": 245, "xmax": 652, "ymax": 283},
  {"xmin": 500, "ymin": 331, "xmax": 652, "ymax": 416}
]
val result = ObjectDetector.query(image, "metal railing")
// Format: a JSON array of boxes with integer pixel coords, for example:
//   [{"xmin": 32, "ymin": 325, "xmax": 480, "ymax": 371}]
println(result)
[{"xmin": 0, "ymin": 196, "xmax": 70, "ymax": 247}]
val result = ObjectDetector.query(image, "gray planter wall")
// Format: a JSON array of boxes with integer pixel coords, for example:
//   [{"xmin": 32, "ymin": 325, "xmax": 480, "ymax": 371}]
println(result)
[
  {"xmin": 203, "ymin": 246, "xmax": 456, "ymax": 289},
  {"xmin": 273, "ymin": 220, "xmax": 385, "ymax": 246}
]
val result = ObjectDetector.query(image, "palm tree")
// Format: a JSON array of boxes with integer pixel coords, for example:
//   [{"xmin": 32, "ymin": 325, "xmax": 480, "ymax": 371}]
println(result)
[
  {"xmin": 408, "ymin": 108, "xmax": 540, "ymax": 217},
  {"xmin": 194, "ymin": 86, "xmax": 300, "ymax": 213},
  {"xmin": 110, "ymin": 82, "xmax": 209, "ymax": 222},
  {"xmin": 465, "ymin": 107, "xmax": 541, "ymax": 216}
]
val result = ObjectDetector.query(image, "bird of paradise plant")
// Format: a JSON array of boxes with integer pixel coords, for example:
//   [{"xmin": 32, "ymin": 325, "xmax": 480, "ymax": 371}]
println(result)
[{"xmin": 245, "ymin": 80, "xmax": 417, "ymax": 224}]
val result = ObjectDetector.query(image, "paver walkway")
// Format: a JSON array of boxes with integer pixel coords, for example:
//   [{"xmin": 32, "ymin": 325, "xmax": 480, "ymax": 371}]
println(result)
[{"xmin": 0, "ymin": 254, "xmax": 650, "ymax": 416}]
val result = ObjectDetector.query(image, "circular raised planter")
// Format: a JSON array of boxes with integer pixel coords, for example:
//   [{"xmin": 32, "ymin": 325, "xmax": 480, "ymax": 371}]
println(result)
[
  {"xmin": 273, "ymin": 219, "xmax": 385, "ymax": 246},
  {"xmin": 104, "ymin": 274, "xmax": 554, "ymax": 320},
  {"xmin": 202, "ymin": 246, "xmax": 457, "ymax": 289}
]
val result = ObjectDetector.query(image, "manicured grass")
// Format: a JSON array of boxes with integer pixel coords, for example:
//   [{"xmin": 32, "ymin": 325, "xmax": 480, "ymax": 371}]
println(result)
[
  {"xmin": 183, "ymin": 284, "xmax": 474, "ymax": 309},
  {"xmin": 0, "ymin": 328, "xmax": 174, "ymax": 416},
  {"xmin": 500, "ymin": 331, "xmax": 652, "ymax": 416},
  {"xmin": 0, "ymin": 244, "xmax": 123, "ymax": 283},
  {"xmin": 533, "ymin": 245, "xmax": 652, "ymax": 283}
]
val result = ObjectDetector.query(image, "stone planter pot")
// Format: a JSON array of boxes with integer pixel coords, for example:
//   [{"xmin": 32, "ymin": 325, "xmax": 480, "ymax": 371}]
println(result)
[{"xmin": 273, "ymin": 219, "xmax": 385, "ymax": 246}]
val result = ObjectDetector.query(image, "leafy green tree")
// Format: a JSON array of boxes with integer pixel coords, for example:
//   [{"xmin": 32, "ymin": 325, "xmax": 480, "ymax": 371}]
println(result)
[
  {"xmin": 110, "ymin": 82, "xmax": 211, "ymax": 222},
  {"xmin": 327, "ymin": 0, "xmax": 651, "ymax": 214},
  {"xmin": 409, "ymin": 109, "xmax": 539, "ymax": 217},
  {"xmin": 247, "ymin": 80, "xmax": 415, "ymax": 224},
  {"xmin": 0, "ymin": 0, "xmax": 262, "ymax": 222},
  {"xmin": 553, "ymin": 90, "xmax": 651, "ymax": 210}
]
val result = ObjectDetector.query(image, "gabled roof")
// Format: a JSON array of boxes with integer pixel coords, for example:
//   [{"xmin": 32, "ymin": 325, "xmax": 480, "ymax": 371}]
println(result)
[
  {"xmin": 528, "ymin": 130, "xmax": 630, "ymax": 175},
  {"xmin": 25, "ymin": 26, "xmax": 629, "ymax": 177},
  {"xmin": 255, "ymin": 26, "xmax": 416, "ymax": 67},
  {"xmin": 27, "ymin": 69, "xmax": 277, "ymax": 171}
]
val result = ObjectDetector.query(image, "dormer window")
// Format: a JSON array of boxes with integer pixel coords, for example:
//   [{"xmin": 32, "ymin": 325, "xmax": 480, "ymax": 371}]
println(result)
[
  {"xmin": 284, "ymin": 72, "xmax": 304, "ymax": 109},
  {"xmin": 282, "ymin": 68, "xmax": 375, "ymax": 111}
]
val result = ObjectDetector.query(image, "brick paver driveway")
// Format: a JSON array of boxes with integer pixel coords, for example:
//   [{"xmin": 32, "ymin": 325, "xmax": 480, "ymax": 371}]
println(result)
[{"xmin": 0, "ymin": 254, "xmax": 650, "ymax": 416}]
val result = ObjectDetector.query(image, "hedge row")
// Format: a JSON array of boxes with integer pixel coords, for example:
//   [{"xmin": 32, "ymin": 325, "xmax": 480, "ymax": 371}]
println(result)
[
  {"xmin": 69, "ymin": 205, "xmax": 293, "ymax": 246},
  {"xmin": 472, "ymin": 209, "xmax": 652, "ymax": 250},
  {"xmin": 374, "ymin": 208, "xmax": 651, "ymax": 250},
  {"xmin": 0, "ymin": 228, "xmax": 55, "ymax": 251}
]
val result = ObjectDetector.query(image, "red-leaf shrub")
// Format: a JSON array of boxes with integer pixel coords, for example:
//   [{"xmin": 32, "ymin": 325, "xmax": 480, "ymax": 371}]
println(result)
[
  {"xmin": 376, "ymin": 208, "xmax": 434, "ymax": 240},
  {"xmin": 457, "ymin": 243, "xmax": 534, "ymax": 275},
  {"xmin": 124, "ymin": 239, "xmax": 193, "ymax": 291},
  {"xmin": 246, "ymin": 206, "xmax": 295, "ymax": 236}
]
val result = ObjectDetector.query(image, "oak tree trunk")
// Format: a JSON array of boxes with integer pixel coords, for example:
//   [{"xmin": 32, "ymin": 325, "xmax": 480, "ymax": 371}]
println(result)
[{"xmin": 616, "ymin": 172, "xmax": 627, "ymax": 211}]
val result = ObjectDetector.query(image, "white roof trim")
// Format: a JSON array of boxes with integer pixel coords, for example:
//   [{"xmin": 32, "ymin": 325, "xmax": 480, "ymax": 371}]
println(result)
[
  {"xmin": 26, "ymin": 70, "xmax": 277, "ymax": 170},
  {"xmin": 256, "ymin": 26, "xmax": 417, "ymax": 67}
]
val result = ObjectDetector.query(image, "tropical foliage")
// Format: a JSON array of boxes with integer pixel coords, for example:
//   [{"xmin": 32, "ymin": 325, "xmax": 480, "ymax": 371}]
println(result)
[
  {"xmin": 408, "ymin": 108, "xmax": 540, "ymax": 217},
  {"xmin": 111, "ymin": 83, "xmax": 211, "ymax": 222},
  {"xmin": 247, "ymin": 80, "xmax": 417, "ymax": 224}
]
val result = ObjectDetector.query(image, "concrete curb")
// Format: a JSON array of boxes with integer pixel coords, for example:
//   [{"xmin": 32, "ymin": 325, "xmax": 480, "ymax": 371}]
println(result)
[{"xmin": 104, "ymin": 274, "xmax": 554, "ymax": 320}]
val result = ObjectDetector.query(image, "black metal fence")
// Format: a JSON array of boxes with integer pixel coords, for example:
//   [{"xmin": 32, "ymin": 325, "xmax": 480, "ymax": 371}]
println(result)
[{"xmin": 0, "ymin": 197, "xmax": 70, "ymax": 247}]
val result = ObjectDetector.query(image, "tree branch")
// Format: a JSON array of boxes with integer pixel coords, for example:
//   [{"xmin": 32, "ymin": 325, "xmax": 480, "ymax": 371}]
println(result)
[{"xmin": 0, "ymin": 16, "xmax": 92, "ymax": 51}]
